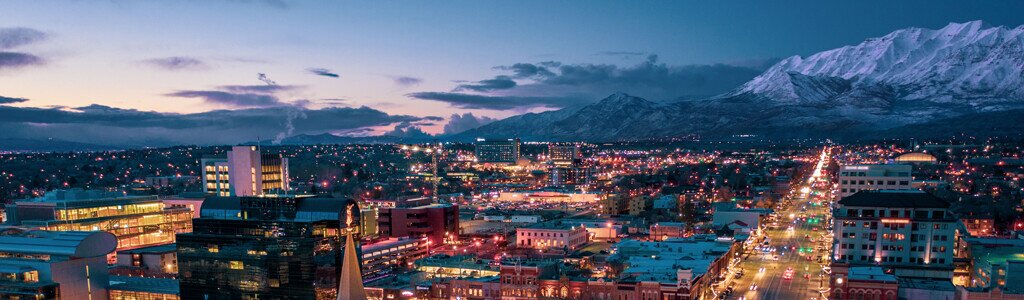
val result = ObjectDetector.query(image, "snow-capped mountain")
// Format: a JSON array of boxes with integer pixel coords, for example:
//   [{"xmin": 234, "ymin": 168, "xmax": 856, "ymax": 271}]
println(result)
[
  {"xmin": 739, "ymin": 20, "xmax": 1024, "ymax": 105},
  {"xmin": 459, "ymin": 21, "xmax": 1024, "ymax": 141}
]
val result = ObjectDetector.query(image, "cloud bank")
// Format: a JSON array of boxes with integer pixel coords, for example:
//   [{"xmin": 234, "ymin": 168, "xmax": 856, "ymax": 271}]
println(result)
[{"xmin": 409, "ymin": 54, "xmax": 767, "ymax": 110}]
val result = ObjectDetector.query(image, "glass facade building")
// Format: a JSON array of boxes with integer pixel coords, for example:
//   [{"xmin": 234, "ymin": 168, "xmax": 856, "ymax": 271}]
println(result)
[
  {"xmin": 177, "ymin": 195, "xmax": 360, "ymax": 300},
  {"xmin": 4, "ymin": 190, "xmax": 192, "ymax": 252}
]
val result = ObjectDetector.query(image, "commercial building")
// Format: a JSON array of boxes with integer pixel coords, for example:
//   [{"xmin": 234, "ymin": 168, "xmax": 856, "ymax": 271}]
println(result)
[
  {"xmin": 426, "ymin": 237, "xmax": 739, "ymax": 300},
  {"xmin": 108, "ymin": 276, "xmax": 181, "ymax": 300},
  {"xmin": 548, "ymin": 144, "xmax": 581, "ymax": 165},
  {"xmin": 609, "ymin": 237, "xmax": 739, "ymax": 300},
  {"xmin": 415, "ymin": 255, "xmax": 500, "ymax": 279},
  {"xmin": 832, "ymin": 267, "xmax": 899, "ymax": 300},
  {"xmin": 496, "ymin": 191, "xmax": 602, "ymax": 204},
  {"xmin": 548, "ymin": 166, "xmax": 590, "ymax": 187},
  {"xmin": 0, "ymin": 229, "xmax": 117, "ymax": 299},
  {"xmin": 4, "ymin": 189, "xmax": 192, "ymax": 252},
  {"xmin": 838, "ymin": 164, "xmax": 913, "ymax": 198},
  {"xmin": 201, "ymin": 146, "xmax": 290, "ymax": 197},
  {"xmin": 711, "ymin": 202, "xmax": 771, "ymax": 229},
  {"xmin": 113, "ymin": 244, "xmax": 178, "ymax": 277},
  {"xmin": 962, "ymin": 237, "xmax": 1024, "ymax": 294},
  {"xmin": 176, "ymin": 195, "xmax": 361, "ymax": 299},
  {"xmin": 515, "ymin": 220, "xmax": 589, "ymax": 251},
  {"xmin": 361, "ymin": 237, "xmax": 428, "ymax": 278},
  {"xmin": 378, "ymin": 203, "xmax": 459, "ymax": 245},
  {"xmin": 650, "ymin": 222, "xmax": 689, "ymax": 241},
  {"xmin": 474, "ymin": 138, "xmax": 520, "ymax": 164},
  {"xmin": 831, "ymin": 190, "xmax": 956, "ymax": 286}
]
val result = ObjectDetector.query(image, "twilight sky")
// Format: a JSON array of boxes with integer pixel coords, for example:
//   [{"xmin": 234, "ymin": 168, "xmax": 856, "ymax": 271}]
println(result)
[{"xmin": 2, "ymin": 0, "xmax": 1024, "ymax": 146}]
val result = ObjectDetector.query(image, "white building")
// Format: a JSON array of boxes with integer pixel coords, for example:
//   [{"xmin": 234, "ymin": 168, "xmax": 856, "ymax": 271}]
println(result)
[
  {"xmin": 201, "ymin": 146, "xmax": 290, "ymax": 197},
  {"xmin": 831, "ymin": 190, "xmax": 955, "ymax": 281},
  {"xmin": 838, "ymin": 164, "xmax": 913, "ymax": 198},
  {"xmin": 516, "ymin": 221, "xmax": 589, "ymax": 250},
  {"xmin": 711, "ymin": 202, "xmax": 771, "ymax": 229}
]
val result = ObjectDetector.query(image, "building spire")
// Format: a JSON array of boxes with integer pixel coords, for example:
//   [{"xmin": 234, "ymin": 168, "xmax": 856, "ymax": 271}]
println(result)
[{"xmin": 337, "ymin": 227, "xmax": 367, "ymax": 300}]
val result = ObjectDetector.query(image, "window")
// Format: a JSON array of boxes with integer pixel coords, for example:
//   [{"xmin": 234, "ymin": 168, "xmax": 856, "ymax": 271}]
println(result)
[{"xmin": 230, "ymin": 261, "xmax": 244, "ymax": 270}]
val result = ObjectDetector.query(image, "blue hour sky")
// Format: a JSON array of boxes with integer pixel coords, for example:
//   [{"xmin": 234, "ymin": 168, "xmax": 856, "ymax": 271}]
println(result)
[{"xmin": 1, "ymin": 0, "xmax": 1023, "ymax": 144}]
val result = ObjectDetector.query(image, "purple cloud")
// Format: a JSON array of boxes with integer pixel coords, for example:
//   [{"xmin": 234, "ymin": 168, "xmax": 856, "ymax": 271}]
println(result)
[{"xmin": 143, "ymin": 56, "xmax": 208, "ymax": 71}]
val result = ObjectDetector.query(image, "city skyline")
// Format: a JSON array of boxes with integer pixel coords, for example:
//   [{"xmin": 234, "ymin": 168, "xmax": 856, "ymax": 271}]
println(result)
[{"xmin": 3, "ymin": 1, "xmax": 1024, "ymax": 146}]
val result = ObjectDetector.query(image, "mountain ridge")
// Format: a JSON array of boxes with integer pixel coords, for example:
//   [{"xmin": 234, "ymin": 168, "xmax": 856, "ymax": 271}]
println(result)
[{"xmin": 458, "ymin": 21, "xmax": 1024, "ymax": 141}]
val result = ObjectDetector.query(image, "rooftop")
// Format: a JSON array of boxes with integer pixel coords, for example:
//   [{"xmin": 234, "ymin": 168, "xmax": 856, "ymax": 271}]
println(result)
[
  {"xmin": 839, "ymin": 190, "xmax": 949, "ymax": 208},
  {"xmin": 611, "ymin": 237, "xmax": 732, "ymax": 284},
  {"xmin": 119, "ymin": 243, "xmax": 176, "ymax": 254},
  {"xmin": 0, "ymin": 228, "xmax": 117, "ymax": 258},
  {"xmin": 109, "ymin": 276, "xmax": 180, "ymax": 295},
  {"xmin": 847, "ymin": 267, "xmax": 896, "ymax": 282}
]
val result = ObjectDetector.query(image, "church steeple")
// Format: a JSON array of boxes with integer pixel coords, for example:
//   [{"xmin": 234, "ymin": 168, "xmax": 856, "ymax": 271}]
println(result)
[{"xmin": 338, "ymin": 204, "xmax": 367, "ymax": 300}]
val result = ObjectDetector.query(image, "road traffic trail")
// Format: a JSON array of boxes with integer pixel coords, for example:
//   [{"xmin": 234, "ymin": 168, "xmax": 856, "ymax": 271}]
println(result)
[{"xmin": 719, "ymin": 148, "xmax": 833, "ymax": 300}]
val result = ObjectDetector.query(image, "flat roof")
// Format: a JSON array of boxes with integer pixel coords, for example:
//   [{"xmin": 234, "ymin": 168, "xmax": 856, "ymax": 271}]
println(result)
[
  {"xmin": 109, "ymin": 276, "xmax": 180, "ymax": 295},
  {"xmin": 0, "ymin": 229, "xmax": 117, "ymax": 258},
  {"xmin": 839, "ymin": 190, "xmax": 949, "ymax": 208}
]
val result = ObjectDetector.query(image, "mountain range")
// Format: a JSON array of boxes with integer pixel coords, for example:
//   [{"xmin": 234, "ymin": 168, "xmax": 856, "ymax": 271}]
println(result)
[{"xmin": 456, "ymin": 21, "xmax": 1024, "ymax": 141}]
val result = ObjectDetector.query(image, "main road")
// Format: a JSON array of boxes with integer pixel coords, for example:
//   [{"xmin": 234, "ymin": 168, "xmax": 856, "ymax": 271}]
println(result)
[{"xmin": 716, "ymin": 147, "xmax": 834, "ymax": 300}]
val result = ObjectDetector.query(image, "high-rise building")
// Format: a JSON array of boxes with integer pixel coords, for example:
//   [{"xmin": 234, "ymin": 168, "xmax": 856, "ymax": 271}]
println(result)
[
  {"xmin": 474, "ymin": 138, "xmax": 520, "ymax": 164},
  {"xmin": 3, "ymin": 189, "xmax": 192, "ymax": 252},
  {"xmin": 176, "ymin": 195, "xmax": 361, "ymax": 299},
  {"xmin": 0, "ymin": 229, "xmax": 117, "ymax": 299},
  {"xmin": 202, "ymin": 146, "xmax": 290, "ymax": 197},
  {"xmin": 837, "ymin": 164, "xmax": 913, "ymax": 198},
  {"xmin": 548, "ymin": 166, "xmax": 590, "ymax": 187},
  {"xmin": 831, "ymin": 190, "xmax": 955, "ymax": 287},
  {"xmin": 548, "ymin": 144, "xmax": 581, "ymax": 165}
]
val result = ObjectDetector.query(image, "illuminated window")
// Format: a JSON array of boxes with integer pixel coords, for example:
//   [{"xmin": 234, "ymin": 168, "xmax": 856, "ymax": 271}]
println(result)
[{"xmin": 230, "ymin": 261, "xmax": 244, "ymax": 270}]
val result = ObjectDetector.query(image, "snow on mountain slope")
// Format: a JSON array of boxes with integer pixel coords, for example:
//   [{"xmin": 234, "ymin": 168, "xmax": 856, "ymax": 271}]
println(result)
[
  {"xmin": 739, "ymin": 21, "xmax": 1024, "ymax": 104},
  {"xmin": 460, "ymin": 21, "xmax": 1024, "ymax": 141}
]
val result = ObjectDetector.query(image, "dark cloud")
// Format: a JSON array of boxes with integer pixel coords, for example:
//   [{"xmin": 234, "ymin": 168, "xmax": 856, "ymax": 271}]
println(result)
[
  {"xmin": 307, "ymin": 68, "xmax": 339, "ymax": 78},
  {"xmin": 0, "ymin": 27, "xmax": 48, "ymax": 71},
  {"xmin": 597, "ymin": 51, "xmax": 647, "ymax": 58},
  {"xmin": 406, "ymin": 92, "xmax": 587, "ymax": 110},
  {"xmin": 167, "ymin": 90, "xmax": 283, "ymax": 108},
  {"xmin": 410, "ymin": 55, "xmax": 763, "ymax": 111},
  {"xmin": 443, "ymin": 113, "xmax": 497, "ymax": 135},
  {"xmin": 0, "ymin": 104, "xmax": 432, "ymax": 146},
  {"xmin": 0, "ymin": 95, "xmax": 28, "ymax": 104},
  {"xmin": 0, "ymin": 52, "xmax": 44, "ymax": 70},
  {"xmin": 219, "ymin": 84, "xmax": 299, "ymax": 94},
  {"xmin": 454, "ymin": 75, "xmax": 517, "ymax": 92},
  {"xmin": 495, "ymin": 63, "xmax": 555, "ymax": 79},
  {"xmin": 0, "ymin": 27, "xmax": 47, "ymax": 50},
  {"xmin": 383, "ymin": 121, "xmax": 431, "ymax": 138},
  {"xmin": 392, "ymin": 76, "xmax": 423, "ymax": 87},
  {"xmin": 143, "ymin": 56, "xmax": 208, "ymax": 71}
]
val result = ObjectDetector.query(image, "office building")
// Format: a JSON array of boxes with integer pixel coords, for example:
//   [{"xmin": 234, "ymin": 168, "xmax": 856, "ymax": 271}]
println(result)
[
  {"xmin": 515, "ymin": 221, "xmax": 589, "ymax": 251},
  {"xmin": 4, "ymin": 189, "xmax": 192, "ymax": 252},
  {"xmin": 548, "ymin": 166, "xmax": 589, "ymax": 187},
  {"xmin": 361, "ymin": 237, "xmax": 428, "ymax": 278},
  {"xmin": 113, "ymin": 244, "xmax": 178, "ymax": 277},
  {"xmin": 474, "ymin": 138, "xmax": 520, "ymax": 164},
  {"xmin": 831, "ymin": 190, "xmax": 956, "ymax": 287},
  {"xmin": 0, "ymin": 229, "xmax": 117, "ymax": 299},
  {"xmin": 378, "ymin": 203, "xmax": 459, "ymax": 245},
  {"xmin": 108, "ymin": 276, "xmax": 181, "ymax": 300},
  {"xmin": 176, "ymin": 195, "xmax": 361, "ymax": 299},
  {"xmin": 202, "ymin": 146, "xmax": 290, "ymax": 197},
  {"xmin": 838, "ymin": 164, "xmax": 913, "ymax": 198},
  {"xmin": 548, "ymin": 144, "xmax": 581, "ymax": 165}
]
